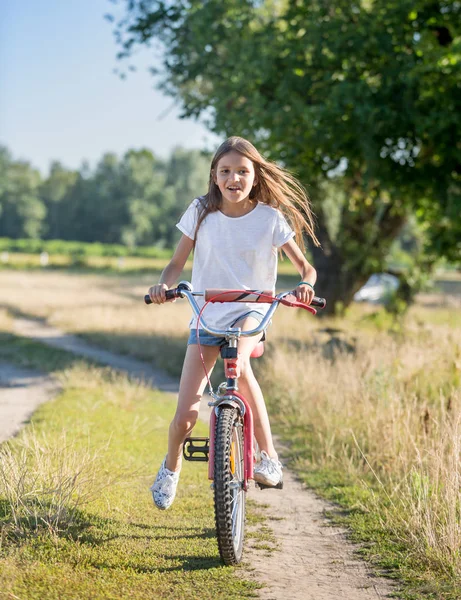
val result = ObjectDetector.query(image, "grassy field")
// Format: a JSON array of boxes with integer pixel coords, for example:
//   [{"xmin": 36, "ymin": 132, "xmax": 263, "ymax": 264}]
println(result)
[
  {"xmin": 0, "ymin": 334, "xmax": 264, "ymax": 599},
  {"xmin": 0, "ymin": 252, "xmax": 180, "ymax": 273},
  {"xmin": 0, "ymin": 247, "xmax": 314, "ymax": 278},
  {"xmin": 1, "ymin": 267, "xmax": 461, "ymax": 599}
]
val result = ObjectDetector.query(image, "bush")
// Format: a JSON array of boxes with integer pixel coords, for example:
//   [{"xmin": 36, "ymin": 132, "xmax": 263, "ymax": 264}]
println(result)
[{"xmin": 0, "ymin": 238, "xmax": 172, "ymax": 259}]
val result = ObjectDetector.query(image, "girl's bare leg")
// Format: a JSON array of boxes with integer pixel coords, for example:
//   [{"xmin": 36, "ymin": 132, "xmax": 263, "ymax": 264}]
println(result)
[
  {"xmin": 166, "ymin": 344, "xmax": 220, "ymax": 472},
  {"xmin": 232, "ymin": 316, "xmax": 278, "ymax": 459}
]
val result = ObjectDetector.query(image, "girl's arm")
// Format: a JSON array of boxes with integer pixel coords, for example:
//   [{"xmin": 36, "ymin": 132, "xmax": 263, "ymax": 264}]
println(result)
[
  {"xmin": 148, "ymin": 235, "xmax": 194, "ymax": 304},
  {"xmin": 281, "ymin": 238, "xmax": 317, "ymax": 305}
]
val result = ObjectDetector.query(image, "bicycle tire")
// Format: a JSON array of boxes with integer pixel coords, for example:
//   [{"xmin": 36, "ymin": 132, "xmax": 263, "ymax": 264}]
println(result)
[{"xmin": 213, "ymin": 405, "xmax": 246, "ymax": 565}]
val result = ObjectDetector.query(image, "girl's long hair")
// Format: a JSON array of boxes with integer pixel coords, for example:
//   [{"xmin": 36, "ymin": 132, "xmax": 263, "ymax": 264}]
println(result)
[{"xmin": 194, "ymin": 137, "xmax": 320, "ymax": 251}]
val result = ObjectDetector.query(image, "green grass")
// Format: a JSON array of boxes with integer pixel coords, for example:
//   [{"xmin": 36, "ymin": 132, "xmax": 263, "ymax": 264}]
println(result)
[
  {"xmin": 245, "ymin": 501, "xmax": 279, "ymax": 554},
  {"xmin": 0, "ymin": 245, "xmax": 303, "ymax": 281},
  {"xmin": 0, "ymin": 339, "xmax": 260, "ymax": 599},
  {"xmin": 0, "ymin": 252, "xmax": 186, "ymax": 275},
  {"xmin": 0, "ymin": 237, "xmax": 174, "ymax": 259}
]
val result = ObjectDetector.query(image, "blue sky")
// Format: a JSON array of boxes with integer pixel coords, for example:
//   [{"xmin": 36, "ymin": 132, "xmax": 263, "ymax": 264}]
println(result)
[{"xmin": 0, "ymin": 0, "xmax": 219, "ymax": 175}]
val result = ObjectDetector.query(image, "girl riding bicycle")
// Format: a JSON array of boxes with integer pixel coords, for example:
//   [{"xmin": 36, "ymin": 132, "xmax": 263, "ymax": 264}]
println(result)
[{"xmin": 148, "ymin": 136, "xmax": 320, "ymax": 509}]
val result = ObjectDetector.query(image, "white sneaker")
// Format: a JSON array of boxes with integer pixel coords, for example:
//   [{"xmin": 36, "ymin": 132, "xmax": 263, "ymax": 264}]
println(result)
[
  {"xmin": 150, "ymin": 458, "xmax": 180, "ymax": 510},
  {"xmin": 254, "ymin": 451, "xmax": 283, "ymax": 487}
]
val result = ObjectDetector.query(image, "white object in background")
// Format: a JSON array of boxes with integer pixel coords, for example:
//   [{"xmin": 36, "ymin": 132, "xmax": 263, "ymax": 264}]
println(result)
[{"xmin": 353, "ymin": 273, "xmax": 399, "ymax": 303}]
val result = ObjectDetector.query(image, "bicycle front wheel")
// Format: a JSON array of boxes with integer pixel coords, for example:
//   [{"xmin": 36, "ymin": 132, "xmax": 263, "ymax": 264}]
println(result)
[{"xmin": 213, "ymin": 405, "xmax": 246, "ymax": 565}]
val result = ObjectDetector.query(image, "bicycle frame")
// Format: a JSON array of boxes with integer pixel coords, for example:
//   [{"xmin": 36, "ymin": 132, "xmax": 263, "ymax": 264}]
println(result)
[{"xmin": 145, "ymin": 281, "xmax": 325, "ymax": 565}]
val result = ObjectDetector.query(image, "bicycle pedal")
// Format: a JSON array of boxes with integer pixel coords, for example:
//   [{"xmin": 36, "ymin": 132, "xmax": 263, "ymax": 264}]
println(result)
[
  {"xmin": 183, "ymin": 437, "xmax": 210, "ymax": 462},
  {"xmin": 255, "ymin": 480, "xmax": 284, "ymax": 490}
]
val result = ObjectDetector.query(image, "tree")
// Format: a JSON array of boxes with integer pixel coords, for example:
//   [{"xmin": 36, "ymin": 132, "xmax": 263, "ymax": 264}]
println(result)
[
  {"xmin": 0, "ymin": 146, "xmax": 46, "ymax": 239},
  {"xmin": 40, "ymin": 161, "xmax": 78, "ymax": 239},
  {"xmin": 164, "ymin": 148, "xmax": 210, "ymax": 246},
  {"xmin": 0, "ymin": 144, "xmax": 217, "ymax": 248},
  {"xmin": 118, "ymin": 147, "xmax": 210, "ymax": 247},
  {"xmin": 113, "ymin": 0, "xmax": 461, "ymax": 311},
  {"xmin": 119, "ymin": 148, "xmax": 171, "ymax": 247}
]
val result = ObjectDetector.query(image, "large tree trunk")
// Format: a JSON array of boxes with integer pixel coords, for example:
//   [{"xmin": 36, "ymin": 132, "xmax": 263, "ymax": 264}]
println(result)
[
  {"xmin": 309, "ymin": 197, "xmax": 407, "ymax": 315},
  {"xmin": 311, "ymin": 248, "xmax": 369, "ymax": 315}
]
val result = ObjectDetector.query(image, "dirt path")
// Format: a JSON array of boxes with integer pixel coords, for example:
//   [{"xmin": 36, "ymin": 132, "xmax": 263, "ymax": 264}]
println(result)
[
  {"xmin": 0, "ymin": 362, "xmax": 60, "ymax": 444},
  {"xmin": 244, "ymin": 465, "xmax": 394, "ymax": 599},
  {"xmin": 4, "ymin": 316, "xmax": 397, "ymax": 599},
  {"xmin": 13, "ymin": 316, "xmax": 179, "ymax": 393}
]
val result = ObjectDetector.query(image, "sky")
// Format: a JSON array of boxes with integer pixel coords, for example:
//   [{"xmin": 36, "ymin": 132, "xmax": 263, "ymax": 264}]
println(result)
[{"xmin": 0, "ymin": 0, "xmax": 220, "ymax": 175}]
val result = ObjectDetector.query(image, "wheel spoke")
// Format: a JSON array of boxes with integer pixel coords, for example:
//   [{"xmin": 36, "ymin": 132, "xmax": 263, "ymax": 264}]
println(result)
[{"xmin": 232, "ymin": 490, "xmax": 244, "ymax": 539}]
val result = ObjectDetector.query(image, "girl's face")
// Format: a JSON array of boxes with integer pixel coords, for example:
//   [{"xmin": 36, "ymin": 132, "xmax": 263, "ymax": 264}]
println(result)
[{"xmin": 213, "ymin": 151, "xmax": 258, "ymax": 206}]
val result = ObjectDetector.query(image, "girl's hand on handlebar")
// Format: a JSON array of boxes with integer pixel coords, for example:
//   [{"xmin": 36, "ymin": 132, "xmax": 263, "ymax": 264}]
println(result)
[
  {"xmin": 148, "ymin": 283, "xmax": 170, "ymax": 304},
  {"xmin": 294, "ymin": 283, "xmax": 315, "ymax": 305}
]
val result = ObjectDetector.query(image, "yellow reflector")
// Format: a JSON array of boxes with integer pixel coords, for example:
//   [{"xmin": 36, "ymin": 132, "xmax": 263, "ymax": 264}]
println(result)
[{"xmin": 230, "ymin": 441, "xmax": 236, "ymax": 474}]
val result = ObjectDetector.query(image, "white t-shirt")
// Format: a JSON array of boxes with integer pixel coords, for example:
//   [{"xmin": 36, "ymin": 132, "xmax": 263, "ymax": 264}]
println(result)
[{"xmin": 176, "ymin": 198, "xmax": 295, "ymax": 329}]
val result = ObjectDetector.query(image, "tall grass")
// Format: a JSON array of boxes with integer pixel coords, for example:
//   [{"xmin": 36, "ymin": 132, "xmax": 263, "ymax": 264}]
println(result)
[
  {"xmin": 258, "ymin": 312, "xmax": 461, "ymax": 579},
  {"xmin": 0, "ymin": 428, "xmax": 111, "ymax": 538}
]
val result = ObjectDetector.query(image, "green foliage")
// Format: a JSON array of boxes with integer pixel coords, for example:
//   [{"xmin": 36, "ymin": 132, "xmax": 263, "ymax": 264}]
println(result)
[
  {"xmin": 0, "ymin": 146, "xmax": 210, "ymax": 249},
  {"xmin": 0, "ymin": 147, "xmax": 46, "ymax": 239},
  {"xmin": 0, "ymin": 238, "xmax": 172, "ymax": 258},
  {"xmin": 384, "ymin": 217, "xmax": 437, "ymax": 318},
  {"xmin": 113, "ymin": 0, "xmax": 461, "ymax": 311}
]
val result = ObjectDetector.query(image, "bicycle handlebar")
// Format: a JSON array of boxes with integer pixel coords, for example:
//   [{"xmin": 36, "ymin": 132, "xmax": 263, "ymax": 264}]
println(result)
[
  {"xmin": 144, "ymin": 286, "xmax": 326, "ymax": 309},
  {"xmin": 144, "ymin": 281, "xmax": 325, "ymax": 339}
]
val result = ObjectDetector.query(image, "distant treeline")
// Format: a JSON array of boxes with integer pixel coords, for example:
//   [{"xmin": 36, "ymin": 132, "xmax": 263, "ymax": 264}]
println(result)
[{"xmin": 0, "ymin": 146, "xmax": 210, "ymax": 248}]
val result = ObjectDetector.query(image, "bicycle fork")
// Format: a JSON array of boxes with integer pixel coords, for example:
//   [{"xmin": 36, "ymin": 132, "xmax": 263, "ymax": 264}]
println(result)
[
  {"xmin": 183, "ymin": 336, "xmax": 254, "ymax": 489},
  {"xmin": 207, "ymin": 393, "xmax": 254, "ymax": 490},
  {"xmin": 182, "ymin": 393, "xmax": 254, "ymax": 488}
]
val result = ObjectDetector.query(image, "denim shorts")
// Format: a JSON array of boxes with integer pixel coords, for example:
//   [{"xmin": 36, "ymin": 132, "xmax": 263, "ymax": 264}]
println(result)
[{"xmin": 187, "ymin": 310, "xmax": 266, "ymax": 346}]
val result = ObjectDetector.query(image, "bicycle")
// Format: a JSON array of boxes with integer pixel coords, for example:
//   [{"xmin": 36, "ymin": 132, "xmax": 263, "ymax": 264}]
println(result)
[{"xmin": 145, "ymin": 281, "xmax": 325, "ymax": 565}]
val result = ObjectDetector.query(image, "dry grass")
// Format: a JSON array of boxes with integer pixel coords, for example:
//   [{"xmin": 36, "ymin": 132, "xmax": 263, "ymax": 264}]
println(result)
[
  {"xmin": 1, "ymin": 268, "xmax": 461, "ymax": 581},
  {"xmin": 259, "ymin": 307, "xmax": 461, "ymax": 578},
  {"xmin": 0, "ymin": 428, "xmax": 110, "ymax": 538},
  {"xmin": 0, "ymin": 308, "xmax": 13, "ymax": 332},
  {"xmin": 0, "ymin": 271, "xmax": 191, "ymax": 332},
  {"xmin": 0, "ymin": 270, "xmax": 191, "ymax": 374}
]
